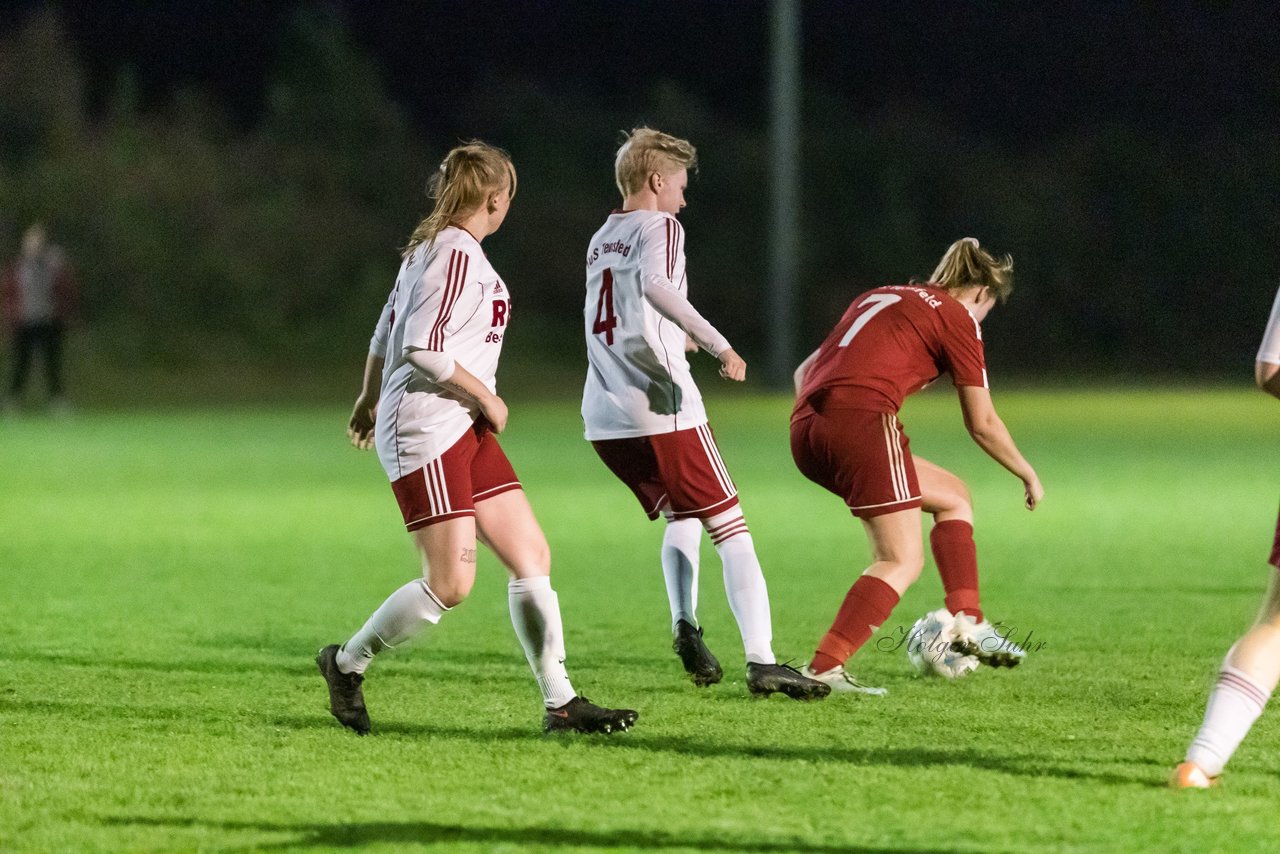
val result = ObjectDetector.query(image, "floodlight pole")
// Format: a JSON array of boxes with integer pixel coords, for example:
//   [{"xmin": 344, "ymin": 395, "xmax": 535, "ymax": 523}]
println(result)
[{"xmin": 767, "ymin": 0, "xmax": 801, "ymax": 389}]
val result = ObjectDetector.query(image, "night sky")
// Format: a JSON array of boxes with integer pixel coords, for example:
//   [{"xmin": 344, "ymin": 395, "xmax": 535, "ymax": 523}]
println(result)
[{"xmin": 4, "ymin": 0, "xmax": 1276, "ymax": 146}]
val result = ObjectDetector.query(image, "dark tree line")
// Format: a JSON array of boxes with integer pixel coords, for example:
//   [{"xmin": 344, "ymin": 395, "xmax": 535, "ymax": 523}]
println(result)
[{"xmin": 2, "ymin": 6, "xmax": 1275, "ymax": 387}]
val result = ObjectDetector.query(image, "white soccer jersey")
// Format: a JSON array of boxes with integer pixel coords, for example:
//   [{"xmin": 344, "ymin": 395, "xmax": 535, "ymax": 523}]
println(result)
[
  {"xmin": 1258, "ymin": 285, "xmax": 1280, "ymax": 366},
  {"xmin": 581, "ymin": 210, "xmax": 730, "ymax": 440},
  {"xmin": 370, "ymin": 226, "xmax": 512, "ymax": 480}
]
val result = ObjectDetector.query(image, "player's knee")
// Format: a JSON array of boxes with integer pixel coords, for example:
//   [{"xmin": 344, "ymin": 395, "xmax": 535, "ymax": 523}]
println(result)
[
  {"xmin": 424, "ymin": 570, "xmax": 474, "ymax": 608},
  {"xmin": 878, "ymin": 553, "xmax": 924, "ymax": 587},
  {"xmin": 433, "ymin": 580, "xmax": 472, "ymax": 608},
  {"xmin": 525, "ymin": 540, "xmax": 552, "ymax": 577},
  {"xmin": 896, "ymin": 554, "xmax": 925, "ymax": 585},
  {"xmin": 929, "ymin": 483, "xmax": 972, "ymax": 520},
  {"xmin": 1259, "ymin": 606, "xmax": 1280, "ymax": 631}
]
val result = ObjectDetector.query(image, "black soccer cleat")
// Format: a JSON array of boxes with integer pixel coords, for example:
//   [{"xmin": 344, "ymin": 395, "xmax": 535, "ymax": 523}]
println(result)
[
  {"xmin": 543, "ymin": 696, "xmax": 639, "ymax": 734},
  {"xmin": 672, "ymin": 619, "xmax": 723, "ymax": 686},
  {"xmin": 746, "ymin": 661, "xmax": 832, "ymax": 701},
  {"xmin": 316, "ymin": 644, "xmax": 371, "ymax": 735}
]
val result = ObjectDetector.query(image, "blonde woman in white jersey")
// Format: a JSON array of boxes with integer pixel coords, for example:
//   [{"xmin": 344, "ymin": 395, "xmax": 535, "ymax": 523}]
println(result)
[
  {"xmin": 1172, "ymin": 286, "xmax": 1280, "ymax": 787},
  {"xmin": 582, "ymin": 128, "xmax": 829, "ymax": 700},
  {"xmin": 318, "ymin": 142, "xmax": 637, "ymax": 735}
]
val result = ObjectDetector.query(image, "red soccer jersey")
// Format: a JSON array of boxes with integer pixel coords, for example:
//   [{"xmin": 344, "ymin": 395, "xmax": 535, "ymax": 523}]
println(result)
[{"xmin": 796, "ymin": 284, "xmax": 988, "ymax": 414}]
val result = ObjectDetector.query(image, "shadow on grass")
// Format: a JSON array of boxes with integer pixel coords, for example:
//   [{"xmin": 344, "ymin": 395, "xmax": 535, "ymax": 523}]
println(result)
[
  {"xmin": 270, "ymin": 713, "xmax": 1168, "ymax": 788},
  {"xmin": 101, "ymin": 815, "xmax": 949, "ymax": 853},
  {"xmin": 26, "ymin": 647, "xmax": 662, "ymax": 678},
  {"xmin": 28, "ymin": 651, "xmax": 317, "ymax": 678}
]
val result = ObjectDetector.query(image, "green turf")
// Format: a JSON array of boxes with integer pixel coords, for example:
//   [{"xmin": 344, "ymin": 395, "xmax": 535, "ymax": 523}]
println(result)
[{"xmin": 1, "ymin": 388, "xmax": 1277, "ymax": 852}]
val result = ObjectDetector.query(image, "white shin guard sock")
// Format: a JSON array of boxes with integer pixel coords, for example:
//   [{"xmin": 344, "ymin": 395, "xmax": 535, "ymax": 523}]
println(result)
[
  {"xmin": 662, "ymin": 513, "xmax": 703, "ymax": 630},
  {"xmin": 508, "ymin": 575, "xmax": 577, "ymax": 708},
  {"xmin": 337, "ymin": 579, "xmax": 448, "ymax": 674},
  {"xmin": 1186, "ymin": 664, "xmax": 1271, "ymax": 776},
  {"xmin": 705, "ymin": 509, "xmax": 775, "ymax": 665}
]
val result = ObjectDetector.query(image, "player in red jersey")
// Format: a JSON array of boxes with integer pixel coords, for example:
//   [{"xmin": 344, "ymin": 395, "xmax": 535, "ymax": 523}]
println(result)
[
  {"xmin": 791, "ymin": 238, "xmax": 1043, "ymax": 694},
  {"xmin": 1172, "ymin": 285, "xmax": 1280, "ymax": 788},
  {"xmin": 316, "ymin": 142, "xmax": 637, "ymax": 736}
]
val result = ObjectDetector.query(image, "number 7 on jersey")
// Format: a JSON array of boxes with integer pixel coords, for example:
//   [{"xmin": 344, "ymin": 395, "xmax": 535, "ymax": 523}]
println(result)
[
  {"xmin": 838, "ymin": 293, "xmax": 901, "ymax": 347},
  {"xmin": 593, "ymin": 268, "xmax": 618, "ymax": 344}
]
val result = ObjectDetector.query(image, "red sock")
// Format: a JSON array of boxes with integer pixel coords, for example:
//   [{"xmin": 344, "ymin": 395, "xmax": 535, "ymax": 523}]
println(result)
[
  {"xmin": 810, "ymin": 575, "xmax": 900, "ymax": 673},
  {"xmin": 931, "ymin": 519, "xmax": 983, "ymax": 623}
]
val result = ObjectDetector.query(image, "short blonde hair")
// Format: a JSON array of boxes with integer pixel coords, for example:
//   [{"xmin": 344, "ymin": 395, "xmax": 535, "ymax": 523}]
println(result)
[
  {"xmin": 614, "ymin": 127, "xmax": 698, "ymax": 197},
  {"xmin": 930, "ymin": 237, "xmax": 1014, "ymax": 303},
  {"xmin": 404, "ymin": 141, "xmax": 517, "ymax": 254}
]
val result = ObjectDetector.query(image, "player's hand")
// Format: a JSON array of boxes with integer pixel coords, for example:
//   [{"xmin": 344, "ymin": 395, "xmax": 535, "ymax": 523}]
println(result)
[
  {"xmin": 684, "ymin": 335, "xmax": 699, "ymax": 353},
  {"xmin": 347, "ymin": 395, "xmax": 377, "ymax": 450},
  {"xmin": 1023, "ymin": 474, "xmax": 1044, "ymax": 511},
  {"xmin": 480, "ymin": 394, "xmax": 509, "ymax": 434},
  {"xmin": 718, "ymin": 348, "xmax": 746, "ymax": 382}
]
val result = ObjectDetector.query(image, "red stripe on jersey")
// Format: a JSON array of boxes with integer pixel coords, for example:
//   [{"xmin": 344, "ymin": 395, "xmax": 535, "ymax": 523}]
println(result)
[
  {"xmin": 426, "ymin": 250, "xmax": 458, "ymax": 350},
  {"xmin": 428, "ymin": 250, "xmax": 469, "ymax": 351},
  {"xmin": 673, "ymin": 220, "xmax": 682, "ymax": 279},
  {"xmin": 665, "ymin": 219, "xmax": 673, "ymax": 280}
]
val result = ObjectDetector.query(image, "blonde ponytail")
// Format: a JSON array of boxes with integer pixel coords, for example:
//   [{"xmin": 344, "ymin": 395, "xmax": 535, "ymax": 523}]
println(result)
[
  {"xmin": 930, "ymin": 237, "xmax": 1014, "ymax": 302},
  {"xmin": 403, "ymin": 141, "xmax": 517, "ymax": 254}
]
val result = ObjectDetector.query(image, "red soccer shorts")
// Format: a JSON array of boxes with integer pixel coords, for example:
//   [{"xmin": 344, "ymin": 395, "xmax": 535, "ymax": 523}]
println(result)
[
  {"xmin": 591, "ymin": 423, "xmax": 740, "ymax": 521},
  {"xmin": 791, "ymin": 408, "xmax": 922, "ymax": 518},
  {"xmin": 1270, "ymin": 502, "xmax": 1280, "ymax": 570},
  {"xmin": 390, "ymin": 420, "xmax": 522, "ymax": 531}
]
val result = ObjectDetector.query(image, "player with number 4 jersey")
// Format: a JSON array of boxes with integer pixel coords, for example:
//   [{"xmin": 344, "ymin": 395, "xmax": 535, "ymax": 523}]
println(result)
[
  {"xmin": 792, "ymin": 238, "xmax": 1043, "ymax": 694},
  {"xmin": 581, "ymin": 127, "xmax": 828, "ymax": 701}
]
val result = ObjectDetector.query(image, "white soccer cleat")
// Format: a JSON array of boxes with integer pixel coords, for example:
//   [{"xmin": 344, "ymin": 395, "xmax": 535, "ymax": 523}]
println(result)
[
  {"xmin": 952, "ymin": 613, "xmax": 1026, "ymax": 668},
  {"xmin": 1170, "ymin": 761, "xmax": 1217, "ymax": 790},
  {"xmin": 906, "ymin": 610, "xmax": 979, "ymax": 679},
  {"xmin": 800, "ymin": 664, "xmax": 887, "ymax": 696}
]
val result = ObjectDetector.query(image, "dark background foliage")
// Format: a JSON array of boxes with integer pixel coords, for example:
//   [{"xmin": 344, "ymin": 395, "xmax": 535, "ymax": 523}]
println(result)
[{"xmin": 1, "ymin": 2, "xmax": 1276, "ymax": 397}]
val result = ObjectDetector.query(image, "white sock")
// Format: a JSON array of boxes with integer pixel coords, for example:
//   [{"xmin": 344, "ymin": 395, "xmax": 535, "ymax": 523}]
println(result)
[
  {"xmin": 508, "ymin": 575, "xmax": 577, "ymax": 709},
  {"xmin": 1186, "ymin": 664, "xmax": 1271, "ymax": 776},
  {"xmin": 336, "ymin": 579, "xmax": 448, "ymax": 675},
  {"xmin": 705, "ymin": 508, "xmax": 775, "ymax": 665},
  {"xmin": 662, "ymin": 513, "xmax": 703, "ymax": 631}
]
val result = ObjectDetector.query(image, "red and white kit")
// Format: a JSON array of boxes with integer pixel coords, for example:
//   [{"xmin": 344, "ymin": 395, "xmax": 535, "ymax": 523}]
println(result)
[
  {"xmin": 370, "ymin": 226, "xmax": 520, "ymax": 529},
  {"xmin": 1261, "ymin": 286, "xmax": 1280, "ymax": 569},
  {"xmin": 582, "ymin": 209, "xmax": 738, "ymax": 519},
  {"xmin": 791, "ymin": 284, "xmax": 988, "ymax": 517}
]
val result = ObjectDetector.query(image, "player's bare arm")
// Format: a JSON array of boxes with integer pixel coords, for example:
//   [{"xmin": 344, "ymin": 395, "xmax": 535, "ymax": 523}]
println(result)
[
  {"xmin": 957, "ymin": 384, "xmax": 1043, "ymax": 510},
  {"xmin": 406, "ymin": 347, "xmax": 508, "ymax": 433},
  {"xmin": 347, "ymin": 354, "xmax": 385, "ymax": 449}
]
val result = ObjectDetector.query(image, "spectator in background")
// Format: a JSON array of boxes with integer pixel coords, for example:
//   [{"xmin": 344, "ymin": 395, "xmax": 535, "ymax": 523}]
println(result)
[{"xmin": 2, "ymin": 223, "xmax": 77, "ymax": 412}]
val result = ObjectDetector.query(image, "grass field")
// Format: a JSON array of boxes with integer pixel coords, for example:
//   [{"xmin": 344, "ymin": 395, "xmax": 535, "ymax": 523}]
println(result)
[{"xmin": 2, "ymin": 388, "xmax": 1277, "ymax": 852}]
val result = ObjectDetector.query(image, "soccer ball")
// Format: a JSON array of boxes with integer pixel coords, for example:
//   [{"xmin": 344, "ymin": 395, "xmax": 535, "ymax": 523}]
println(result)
[{"xmin": 906, "ymin": 609, "xmax": 979, "ymax": 679}]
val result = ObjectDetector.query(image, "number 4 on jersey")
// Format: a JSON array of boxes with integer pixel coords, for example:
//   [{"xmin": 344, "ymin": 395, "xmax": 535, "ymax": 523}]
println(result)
[
  {"xmin": 593, "ymin": 268, "xmax": 618, "ymax": 344},
  {"xmin": 838, "ymin": 293, "xmax": 901, "ymax": 347}
]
